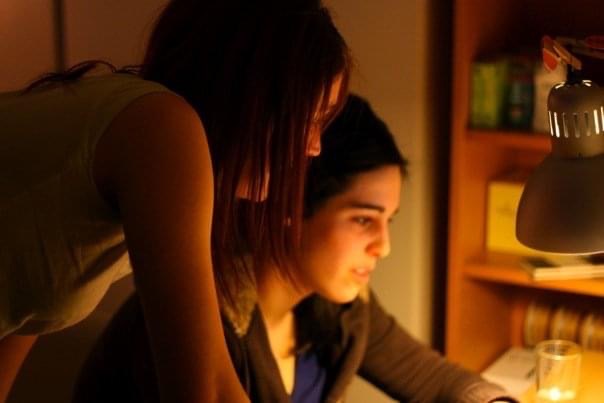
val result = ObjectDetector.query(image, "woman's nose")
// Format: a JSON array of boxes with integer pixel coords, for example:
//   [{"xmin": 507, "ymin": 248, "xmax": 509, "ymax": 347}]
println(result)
[
  {"xmin": 306, "ymin": 127, "xmax": 322, "ymax": 156},
  {"xmin": 368, "ymin": 225, "xmax": 391, "ymax": 259}
]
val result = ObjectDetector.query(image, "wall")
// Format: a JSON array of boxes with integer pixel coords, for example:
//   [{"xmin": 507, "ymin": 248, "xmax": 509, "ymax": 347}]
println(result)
[
  {"xmin": 62, "ymin": 0, "xmax": 167, "ymax": 67},
  {"xmin": 3, "ymin": 1, "xmax": 451, "ymax": 401},
  {"xmin": 0, "ymin": 1, "xmax": 56, "ymax": 91}
]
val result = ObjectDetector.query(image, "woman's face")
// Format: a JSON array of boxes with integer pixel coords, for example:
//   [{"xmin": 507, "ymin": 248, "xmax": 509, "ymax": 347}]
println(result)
[
  {"xmin": 298, "ymin": 165, "xmax": 402, "ymax": 303},
  {"xmin": 236, "ymin": 74, "xmax": 344, "ymax": 200}
]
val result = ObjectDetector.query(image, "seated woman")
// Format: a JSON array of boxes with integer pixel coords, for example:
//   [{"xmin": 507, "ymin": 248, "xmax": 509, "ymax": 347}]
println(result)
[{"xmin": 74, "ymin": 95, "xmax": 516, "ymax": 403}]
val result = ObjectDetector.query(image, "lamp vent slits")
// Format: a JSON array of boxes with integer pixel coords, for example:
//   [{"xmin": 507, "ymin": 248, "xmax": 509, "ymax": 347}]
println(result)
[{"xmin": 550, "ymin": 106, "xmax": 604, "ymax": 137}]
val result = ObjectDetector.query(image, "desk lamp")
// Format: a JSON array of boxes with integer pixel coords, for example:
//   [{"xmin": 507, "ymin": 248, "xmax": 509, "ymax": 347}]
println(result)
[{"xmin": 516, "ymin": 36, "xmax": 604, "ymax": 254}]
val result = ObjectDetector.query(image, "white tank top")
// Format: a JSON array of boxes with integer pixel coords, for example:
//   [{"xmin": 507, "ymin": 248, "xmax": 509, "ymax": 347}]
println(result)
[{"xmin": 0, "ymin": 74, "xmax": 171, "ymax": 338}]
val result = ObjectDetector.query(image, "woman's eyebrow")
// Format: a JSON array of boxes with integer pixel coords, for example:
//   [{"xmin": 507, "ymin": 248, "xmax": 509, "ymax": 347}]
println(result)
[
  {"xmin": 345, "ymin": 203, "xmax": 400, "ymax": 218},
  {"xmin": 346, "ymin": 201, "xmax": 385, "ymax": 213}
]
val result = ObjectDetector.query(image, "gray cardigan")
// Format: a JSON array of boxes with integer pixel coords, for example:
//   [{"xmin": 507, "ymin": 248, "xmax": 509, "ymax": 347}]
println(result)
[
  {"xmin": 221, "ymin": 288, "xmax": 515, "ymax": 403},
  {"xmin": 73, "ymin": 288, "xmax": 516, "ymax": 403}
]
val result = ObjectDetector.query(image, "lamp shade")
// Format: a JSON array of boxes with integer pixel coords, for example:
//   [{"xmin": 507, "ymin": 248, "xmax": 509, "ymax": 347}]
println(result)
[
  {"xmin": 516, "ymin": 79, "xmax": 604, "ymax": 254},
  {"xmin": 516, "ymin": 153, "xmax": 604, "ymax": 253}
]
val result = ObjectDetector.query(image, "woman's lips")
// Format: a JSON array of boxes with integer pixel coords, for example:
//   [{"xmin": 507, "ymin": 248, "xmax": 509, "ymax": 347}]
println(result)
[{"xmin": 352, "ymin": 267, "xmax": 373, "ymax": 283}]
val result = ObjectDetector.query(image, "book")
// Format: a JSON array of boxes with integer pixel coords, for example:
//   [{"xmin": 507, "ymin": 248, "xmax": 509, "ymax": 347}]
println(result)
[
  {"xmin": 521, "ymin": 254, "xmax": 604, "ymax": 281},
  {"xmin": 487, "ymin": 169, "xmax": 542, "ymax": 257},
  {"xmin": 470, "ymin": 57, "xmax": 508, "ymax": 128},
  {"xmin": 481, "ymin": 347, "xmax": 536, "ymax": 399}
]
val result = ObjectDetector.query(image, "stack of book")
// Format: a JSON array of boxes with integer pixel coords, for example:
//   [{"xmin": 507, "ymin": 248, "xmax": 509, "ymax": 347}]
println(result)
[
  {"xmin": 524, "ymin": 301, "xmax": 604, "ymax": 352},
  {"xmin": 520, "ymin": 254, "xmax": 604, "ymax": 281}
]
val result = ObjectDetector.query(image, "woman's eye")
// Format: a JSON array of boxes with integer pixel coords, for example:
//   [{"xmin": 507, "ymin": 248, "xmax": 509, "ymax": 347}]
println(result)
[{"xmin": 353, "ymin": 217, "xmax": 372, "ymax": 226}]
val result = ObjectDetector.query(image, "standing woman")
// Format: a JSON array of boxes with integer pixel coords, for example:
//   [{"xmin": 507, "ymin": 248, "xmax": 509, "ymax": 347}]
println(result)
[
  {"xmin": 72, "ymin": 95, "xmax": 515, "ymax": 402},
  {"xmin": 0, "ymin": 0, "xmax": 350, "ymax": 401}
]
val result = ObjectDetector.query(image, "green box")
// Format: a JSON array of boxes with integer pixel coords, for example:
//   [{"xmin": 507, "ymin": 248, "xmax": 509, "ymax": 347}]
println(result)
[{"xmin": 470, "ymin": 58, "xmax": 508, "ymax": 128}]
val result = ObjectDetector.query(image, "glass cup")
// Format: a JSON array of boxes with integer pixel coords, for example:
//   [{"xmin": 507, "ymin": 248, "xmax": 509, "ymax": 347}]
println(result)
[{"xmin": 535, "ymin": 339, "xmax": 582, "ymax": 402}]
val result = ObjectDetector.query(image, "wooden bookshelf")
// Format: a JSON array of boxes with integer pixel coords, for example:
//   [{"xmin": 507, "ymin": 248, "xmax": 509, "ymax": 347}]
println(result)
[
  {"xmin": 464, "ymin": 253, "xmax": 604, "ymax": 298},
  {"xmin": 468, "ymin": 130, "xmax": 551, "ymax": 153},
  {"xmin": 446, "ymin": 0, "xmax": 604, "ymax": 372}
]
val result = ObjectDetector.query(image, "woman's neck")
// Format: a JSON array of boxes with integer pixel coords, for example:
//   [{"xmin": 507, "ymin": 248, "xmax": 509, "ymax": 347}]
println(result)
[{"xmin": 256, "ymin": 265, "xmax": 309, "ymax": 328}]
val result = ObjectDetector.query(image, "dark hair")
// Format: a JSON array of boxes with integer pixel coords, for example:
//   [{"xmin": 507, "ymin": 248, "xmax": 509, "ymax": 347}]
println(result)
[
  {"xmin": 24, "ymin": 60, "xmax": 138, "ymax": 92},
  {"xmin": 142, "ymin": 0, "xmax": 351, "ymax": 302},
  {"xmin": 24, "ymin": 1, "xmax": 350, "ymax": 304},
  {"xmin": 304, "ymin": 94, "xmax": 407, "ymax": 218}
]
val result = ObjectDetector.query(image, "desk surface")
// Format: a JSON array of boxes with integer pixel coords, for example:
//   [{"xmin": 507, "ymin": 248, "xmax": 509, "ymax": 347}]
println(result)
[{"xmin": 521, "ymin": 350, "xmax": 604, "ymax": 403}]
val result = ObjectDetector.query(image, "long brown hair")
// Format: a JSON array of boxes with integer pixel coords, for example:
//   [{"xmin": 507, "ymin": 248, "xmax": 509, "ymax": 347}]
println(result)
[
  {"xmin": 24, "ymin": 1, "xmax": 350, "ymax": 304},
  {"xmin": 141, "ymin": 0, "xmax": 351, "ymax": 303}
]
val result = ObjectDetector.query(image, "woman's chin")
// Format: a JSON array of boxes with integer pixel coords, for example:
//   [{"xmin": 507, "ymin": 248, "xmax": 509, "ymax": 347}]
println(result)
[{"xmin": 320, "ymin": 288, "xmax": 360, "ymax": 304}]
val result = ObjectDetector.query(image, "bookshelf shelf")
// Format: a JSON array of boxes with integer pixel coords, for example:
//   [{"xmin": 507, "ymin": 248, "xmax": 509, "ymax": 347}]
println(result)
[
  {"xmin": 464, "ymin": 254, "xmax": 604, "ymax": 298},
  {"xmin": 467, "ymin": 129, "xmax": 551, "ymax": 152}
]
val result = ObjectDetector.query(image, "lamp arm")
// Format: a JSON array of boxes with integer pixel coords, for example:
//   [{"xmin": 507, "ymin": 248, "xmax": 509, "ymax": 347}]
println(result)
[{"xmin": 542, "ymin": 35, "xmax": 582, "ymax": 71}]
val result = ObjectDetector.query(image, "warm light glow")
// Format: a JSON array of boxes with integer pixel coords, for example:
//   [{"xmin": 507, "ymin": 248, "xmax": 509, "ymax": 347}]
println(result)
[
  {"xmin": 536, "ymin": 386, "xmax": 577, "ymax": 402},
  {"xmin": 549, "ymin": 387, "xmax": 561, "ymax": 400}
]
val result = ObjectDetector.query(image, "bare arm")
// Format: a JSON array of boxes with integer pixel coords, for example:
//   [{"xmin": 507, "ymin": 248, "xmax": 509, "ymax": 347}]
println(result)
[
  {"xmin": 0, "ymin": 334, "xmax": 37, "ymax": 402},
  {"xmin": 95, "ymin": 92, "xmax": 249, "ymax": 403}
]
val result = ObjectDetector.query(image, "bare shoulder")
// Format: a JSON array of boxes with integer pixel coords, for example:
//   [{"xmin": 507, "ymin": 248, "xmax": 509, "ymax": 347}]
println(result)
[
  {"xmin": 118, "ymin": 91, "xmax": 201, "ymax": 130},
  {"xmin": 102, "ymin": 91, "xmax": 205, "ymax": 156},
  {"xmin": 94, "ymin": 91, "xmax": 212, "ymax": 203}
]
